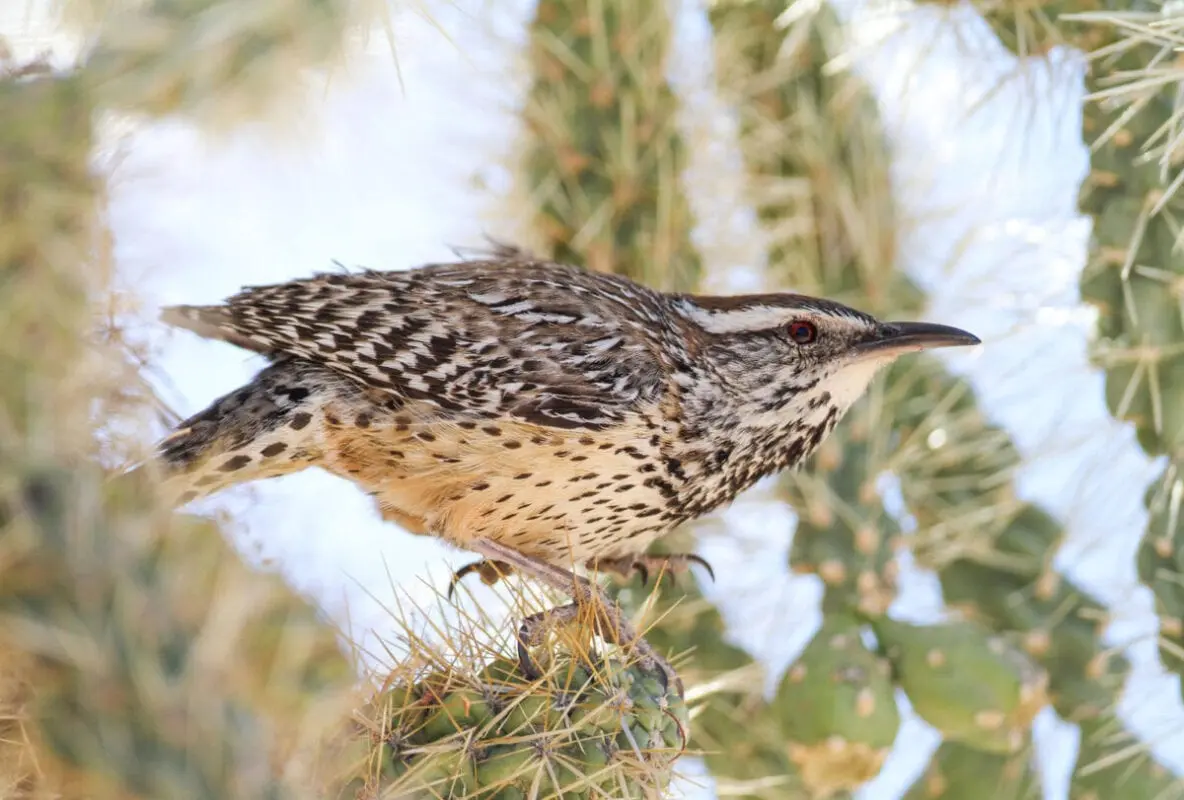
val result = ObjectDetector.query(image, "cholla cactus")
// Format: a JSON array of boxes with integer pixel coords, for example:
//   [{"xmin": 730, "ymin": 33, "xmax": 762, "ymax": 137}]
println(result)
[
  {"xmin": 322, "ymin": 588, "xmax": 689, "ymax": 800},
  {"xmin": 1065, "ymin": 3, "xmax": 1184, "ymax": 695},
  {"xmin": 774, "ymin": 613, "xmax": 900, "ymax": 796},
  {"xmin": 0, "ymin": 4, "xmax": 395, "ymax": 794},
  {"xmin": 519, "ymin": 0, "xmax": 702, "ymax": 291},
  {"xmin": 0, "ymin": 71, "xmax": 358, "ymax": 800},
  {"xmin": 903, "ymin": 741, "xmax": 1040, "ymax": 800},
  {"xmin": 80, "ymin": 0, "xmax": 386, "ymax": 131},
  {"xmin": 1070, "ymin": 5, "xmax": 1184, "ymax": 793},
  {"xmin": 697, "ymin": 4, "xmax": 911, "ymax": 794},
  {"xmin": 911, "ymin": 0, "xmax": 1184, "ymax": 793},
  {"xmin": 890, "ymin": 357, "xmax": 1170, "ymax": 795},
  {"xmin": 871, "ymin": 618, "xmax": 1047, "ymax": 755}
]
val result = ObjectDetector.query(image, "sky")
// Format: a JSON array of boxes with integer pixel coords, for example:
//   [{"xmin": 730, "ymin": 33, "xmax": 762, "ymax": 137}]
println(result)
[{"xmin": 5, "ymin": 0, "xmax": 1181, "ymax": 797}]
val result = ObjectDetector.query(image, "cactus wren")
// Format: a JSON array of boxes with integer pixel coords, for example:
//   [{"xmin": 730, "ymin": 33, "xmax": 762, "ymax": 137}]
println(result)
[{"xmin": 144, "ymin": 247, "xmax": 979, "ymax": 690}]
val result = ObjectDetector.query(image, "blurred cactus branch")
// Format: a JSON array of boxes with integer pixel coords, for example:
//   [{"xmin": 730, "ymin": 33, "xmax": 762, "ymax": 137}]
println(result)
[
  {"xmin": 1066, "ymin": 3, "xmax": 1184, "ymax": 792},
  {"xmin": 710, "ymin": 0, "xmax": 907, "ymax": 621},
  {"xmin": 78, "ymin": 0, "xmax": 389, "ymax": 131},
  {"xmin": 520, "ymin": 0, "xmax": 702, "ymax": 291},
  {"xmin": 897, "ymin": 383, "xmax": 1173, "ymax": 794},
  {"xmin": 903, "ymin": 740, "xmax": 1041, "ymax": 800},
  {"xmin": 916, "ymin": 0, "xmax": 1184, "ymax": 790},
  {"xmin": 0, "ymin": 0, "xmax": 402, "ymax": 790},
  {"xmin": 709, "ymin": 0, "xmax": 1049, "ymax": 793}
]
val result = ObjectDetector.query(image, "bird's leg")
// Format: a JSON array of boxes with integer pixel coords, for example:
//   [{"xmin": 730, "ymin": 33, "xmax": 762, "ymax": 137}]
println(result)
[
  {"xmin": 470, "ymin": 538, "xmax": 682, "ymax": 697},
  {"xmin": 587, "ymin": 553, "xmax": 716, "ymax": 587},
  {"xmin": 446, "ymin": 558, "xmax": 515, "ymax": 599}
]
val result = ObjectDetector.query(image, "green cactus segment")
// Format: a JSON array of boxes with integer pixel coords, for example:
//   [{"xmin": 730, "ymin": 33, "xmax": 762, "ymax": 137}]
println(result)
[
  {"xmin": 786, "ymin": 431, "xmax": 902, "ymax": 618},
  {"xmin": 1138, "ymin": 466, "xmax": 1184, "ymax": 683},
  {"xmin": 83, "ymin": 0, "xmax": 371, "ymax": 127},
  {"xmin": 871, "ymin": 618, "xmax": 1049, "ymax": 754},
  {"xmin": 708, "ymin": 0, "xmax": 1162, "ymax": 790},
  {"xmin": 933, "ymin": 514, "xmax": 1183, "ymax": 796},
  {"xmin": 522, "ymin": 0, "xmax": 701, "ymax": 291},
  {"xmin": 881, "ymin": 358, "xmax": 1127, "ymax": 718},
  {"xmin": 1069, "ymin": 8, "xmax": 1184, "ymax": 717},
  {"xmin": 774, "ymin": 613, "xmax": 900, "ymax": 798},
  {"xmin": 891, "ymin": 2, "xmax": 1184, "ymax": 788},
  {"xmin": 708, "ymin": 0, "xmax": 900, "ymax": 303},
  {"xmin": 931, "ymin": 506, "xmax": 1121, "ymax": 720},
  {"xmin": 340, "ymin": 652, "xmax": 687, "ymax": 799},
  {"xmin": 1072, "ymin": 7, "xmax": 1184, "ymax": 789},
  {"xmin": 1078, "ymin": 70, "xmax": 1184, "ymax": 460},
  {"xmin": 921, "ymin": 0, "xmax": 1183, "ymax": 454},
  {"xmin": 955, "ymin": 1, "xmax": 1184, "ymax": 789},
  {"xmin": 636, "ymin": 565, "xmax": 809, "ymax": 799},
  {"xmin": 903, "ymin": 741, "xmax": 1040, "ymax": 800},
  {"xmin": 1069, "ymin": 714, "xmax": 1178, "ymax": 799}
]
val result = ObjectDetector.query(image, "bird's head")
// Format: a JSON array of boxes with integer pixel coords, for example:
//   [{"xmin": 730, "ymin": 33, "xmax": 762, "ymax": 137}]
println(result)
[{"xmin": 672, "ymin": 292, "xmax": 980, "ymax": 447}]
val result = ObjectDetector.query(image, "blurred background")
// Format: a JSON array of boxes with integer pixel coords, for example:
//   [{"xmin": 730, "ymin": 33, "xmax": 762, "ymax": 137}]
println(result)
[{"xmin": 3, "ymin": 0, "xmax": 1183, "ymax": 798}]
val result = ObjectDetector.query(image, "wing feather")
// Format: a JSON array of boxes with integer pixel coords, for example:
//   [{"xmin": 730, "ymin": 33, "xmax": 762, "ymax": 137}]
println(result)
[{"xmin": 159, "ymin": 260, "xmax": 670, "ymax": 431}]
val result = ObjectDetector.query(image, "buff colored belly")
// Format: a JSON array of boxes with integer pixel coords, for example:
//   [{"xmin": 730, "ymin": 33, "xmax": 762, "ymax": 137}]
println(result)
[{"xmin": 317, "ymin": 400, "xmax": 673, "ymax": 565}]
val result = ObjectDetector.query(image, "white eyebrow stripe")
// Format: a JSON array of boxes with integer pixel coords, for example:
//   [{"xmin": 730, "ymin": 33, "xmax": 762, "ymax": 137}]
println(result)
[{"xmin": 678, "ymin": 302, "xmax": 798, "ymax": 334}]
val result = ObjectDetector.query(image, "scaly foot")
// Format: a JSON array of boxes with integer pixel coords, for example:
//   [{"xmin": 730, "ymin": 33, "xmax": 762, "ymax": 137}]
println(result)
[{"xmin": 470, "ymin": 538, "xmax": 683, "ymax": 697}]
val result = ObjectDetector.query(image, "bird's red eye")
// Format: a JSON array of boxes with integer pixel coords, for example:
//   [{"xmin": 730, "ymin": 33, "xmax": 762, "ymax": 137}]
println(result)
[{"xmin": 788, "ymin": 320, "xmax": 817, "ymax": 344}]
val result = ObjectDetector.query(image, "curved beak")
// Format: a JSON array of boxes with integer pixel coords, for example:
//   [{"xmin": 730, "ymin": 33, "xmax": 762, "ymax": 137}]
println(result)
[{"xmin": 852, "ymin": 321, "xmax": 982, "ymax": 360}]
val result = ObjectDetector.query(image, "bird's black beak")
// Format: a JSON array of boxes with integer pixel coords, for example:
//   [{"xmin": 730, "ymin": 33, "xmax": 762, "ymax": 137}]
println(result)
[{"xmin": 851, "ymin": 321, "xmax": 982, "ymax": 360}]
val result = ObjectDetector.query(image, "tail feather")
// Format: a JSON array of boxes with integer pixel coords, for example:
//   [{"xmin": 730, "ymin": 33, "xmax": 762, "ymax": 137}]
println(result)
[
  {"xmin": 161, "ymin": 304, "xmax": 270, "ymax": 354},
  {"xmin": 144, "ymin": 358, "xmax": 335, "ymax": 506}
]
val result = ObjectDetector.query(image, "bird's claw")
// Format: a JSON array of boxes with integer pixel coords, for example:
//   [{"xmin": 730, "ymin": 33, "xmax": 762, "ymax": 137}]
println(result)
[
  {"xmin": 513, "ymin": 599, "xmax": 683, "ymax": 699},
  {"xmin": 466, "ymin": 538, "xmax": 684, "ymax": 699},
  {"xmin": 587, "ymin": 553, "xmax": 716, "ymax": 587},
  {"xmin": 446, "ymin": 558, "xmax": 513, "ymax": 600}
]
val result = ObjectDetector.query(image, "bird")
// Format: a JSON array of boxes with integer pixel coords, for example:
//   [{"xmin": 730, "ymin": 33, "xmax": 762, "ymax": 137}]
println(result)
[{"xmin": 141, "ymin": 245, "xmax": 980, "ymax": 692}]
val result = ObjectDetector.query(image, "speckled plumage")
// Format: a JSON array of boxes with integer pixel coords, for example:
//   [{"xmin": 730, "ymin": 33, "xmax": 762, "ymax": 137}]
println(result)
[{"xmin": 152, "ymin": 250, "xmax": 975, "ymax": 576}]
